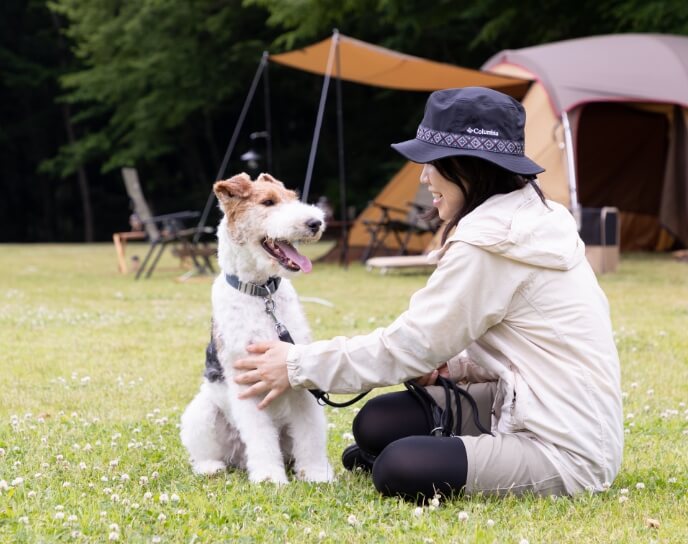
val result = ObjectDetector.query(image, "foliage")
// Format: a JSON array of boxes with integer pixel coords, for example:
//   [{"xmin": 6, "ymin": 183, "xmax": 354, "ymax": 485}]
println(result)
[
  {"xmin": 0, "ymin": 246, "xmax": 687, "ymax": 542},
  {"xmin": 2, "ymin": 0, "xmax": 688, "ymax": 241}
]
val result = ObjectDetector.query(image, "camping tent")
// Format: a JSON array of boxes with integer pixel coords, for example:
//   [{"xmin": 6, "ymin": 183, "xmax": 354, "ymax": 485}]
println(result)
[{"xmin": 483, "ymin": 34, "xmax": 688, "ymax": 250}]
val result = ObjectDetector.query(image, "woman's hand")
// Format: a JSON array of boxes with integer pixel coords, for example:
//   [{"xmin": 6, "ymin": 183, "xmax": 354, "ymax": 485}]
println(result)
[
  {"xmin": 414, "ymin": 363, "xmax": 450, "ymax": 387},
  {"xmin": 233, "ymin": 341, "xmax": 292, "ymax": 409}
]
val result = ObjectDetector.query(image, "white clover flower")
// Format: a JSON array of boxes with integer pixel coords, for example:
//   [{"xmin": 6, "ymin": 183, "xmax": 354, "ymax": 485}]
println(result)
[
  {"xmin": 144, "ymin": 492, "xmax": 153, "ymax": 500},
  {"xmin": 56, "ymin": 454, "xmax": 64, "ymax": 461},
  {"xmin": 519, "ymin": 540, "xmax": 529, "ymax": 544},
  {"xmin": 347, "ymin": 514, "xmax": 358, "ymax": 526},
  {"xmin": 304, "ymin": 527, "xmax": 312, "ymax": 535},
  {"xmin": 341, "ymin": 432, "xmax": 354, "ymax": 441},
  {"xmin": 131, "ymin": 503, "xmax": 140, "ymax": 509},
  {"xmin": 318, "ymin": 531, "xmax": 326, "ymax": 540},
  {"xmin": 619, "ymin": 495, "xmax": 628, "ymax": 503},
  {"xmin": 70, "ymin": 530, "xmax": 81, "ymax": 539},
  {"xmin": 67, "ymin": 515, "xmax": 78, "ymax": 522},
  {"xmin": 121, "ymin": 499, "xmax": 130, "ymax": 507},
  {"xmin": 55, "ymin": 512, "xmax": 65, "ymax": 520},
  {"xmin": 170, "ymin": 493, "xmax": 180, "ymax": 503},
  {"xmin": 109, "ymin": 523, "xmax": 119, "ymax": 532},
  {"xmin": 72, "ymin": 443, "xmax": 80, "ymax": 450},
  {"xmin": 486, "ymin": 519, "xmax": 495, "ymax": 528},
  {"xmin": 101, "ymin": 476, "xmax": 109, "ymax": 482},
  {"xmin": 413, "ymin": 507, "xmax": 423, "ymax": 517},
  {"xmin": 157, "ymin": 513, "xmax": 166, "ymax": 522},
  {"xmin": 646, "ymin": 388, "xmax": 654, "ymax": 396},
  {"xmin": 13, "ymin": 461, "xmax": 21, "ymax": 469},
  {"xmin": 139, "ymin": 476, "xmax": 149, "ymax": 485},
  {"xmin": 41, "ymin": 462, "xmax": 49, "ymax": 469},
  {"xmin": 159, "ymin": 493, "xmax": 169, "ymax": 503},
  {"xmin": 630, "ymin": 382, "xmax": 638, "ymax": 389},
  {"xmin": 619, "ymin": 488, "xmax": 629, "ymax": 495},
  {"xmin": 602, "ymin": 481, "xmax": 611, "ymax": 491},
  {"xmin": 0, "ymin": 481, "xmax": 8, "ymax": 491},
  {"xmin": 0, "ymin": 448, "xmax": 5, "ymax": 456},
  {"xmin": 100, "ymin": 511, "xmax": 107, "ymax": 518},
  {"xmin": 108, "ymin": 531, "xmax": 119, "ymax": 541},
  {"xmin": 84, "ymin": 443, "xmax": 92, "ymax": 451},
  {"xmin": 19, "ymin": 516, "xmax": 29, "ymax": 524},
  {"xmin": 668, "ymin": 477, "xmax": 677, "ymax": 484},
  {"xmin": 63, "ymin": 482, "xmax": 71, "ymax": 488},
  {"xmin": 55, "ymin": 505, "xmax": 64, "ymax": 511},
  {"xmin": 103, "ymin": 487, "xmax": 112, "ymax": 495},
  {"xmin": 27, "ymin": 490, "xmax": 36, "ymax": 498},
  {"xmin": 636, "ymin": 482, "xmax": 645, "ymax": 490},
  {"xmin": 151, "ymin": 471, "xmax": 159, "ymax": 479},
  {"xmin": 458, "ymin": 511, "xmax": 469, "ymax": 522},
  {"xmin": 253, "ymin": 506, "xmax": 262, "ymax": 513},
  {"xmin": 152, "ymin": 537, "xmax": 162, "ymax": 543},
  {"xmin": 110, "ymin": 494, "xmax": 120, "ymax": 503},
  {"xmin": 109, "ymin": 459, "xmax": 119, "ymax": 467},
  {"xmin": 430, "ymin": 495, "xmax": 440, "ymax": 508},
  {"xmin": 176, "ymin": 509, "xmax": 186, "ymax": 515},
  {"xmin": 120, "ymin": 474, "xmax": 130, "ymax": 482}
]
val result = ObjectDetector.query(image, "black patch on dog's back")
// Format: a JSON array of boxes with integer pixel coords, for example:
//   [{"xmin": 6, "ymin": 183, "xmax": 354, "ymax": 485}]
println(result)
[{"xmin": 204, "ymin": 323, "xmax": 225, "ymax": 382}]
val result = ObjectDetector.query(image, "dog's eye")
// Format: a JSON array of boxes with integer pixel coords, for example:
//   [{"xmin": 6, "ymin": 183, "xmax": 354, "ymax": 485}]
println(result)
[{"xmin": 261, "ymin": 199, "xmax": 275, "ymax": 207}]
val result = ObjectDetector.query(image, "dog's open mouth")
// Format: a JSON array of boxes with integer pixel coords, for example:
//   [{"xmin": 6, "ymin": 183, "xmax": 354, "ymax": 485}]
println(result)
[{"xmin": 261, "ymin": 239, "xmax": 313, "ymax": 273}]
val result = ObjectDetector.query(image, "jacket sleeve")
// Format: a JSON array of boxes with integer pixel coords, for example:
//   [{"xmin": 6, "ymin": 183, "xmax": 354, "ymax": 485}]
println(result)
[{"xmin": 287, "ymin": 242, "xmax": 527, "ymax": 393}]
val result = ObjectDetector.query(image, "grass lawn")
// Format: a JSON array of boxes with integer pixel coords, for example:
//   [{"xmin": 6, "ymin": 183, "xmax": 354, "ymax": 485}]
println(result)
[{"xmin": 1, "ymin": 243, "xmax": 686, "ymax": 543}]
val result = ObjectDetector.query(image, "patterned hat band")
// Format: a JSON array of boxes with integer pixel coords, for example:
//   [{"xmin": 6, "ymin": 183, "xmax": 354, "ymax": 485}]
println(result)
[{"xmin": 416, "ymin": 125, "xmax": 524, "ymax": 156}]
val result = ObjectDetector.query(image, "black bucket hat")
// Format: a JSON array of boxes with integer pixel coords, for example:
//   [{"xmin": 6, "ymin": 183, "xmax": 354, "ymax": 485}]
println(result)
[{"xmin": 391, "ymin": 87, "xmax": 544, "ymax": 175}]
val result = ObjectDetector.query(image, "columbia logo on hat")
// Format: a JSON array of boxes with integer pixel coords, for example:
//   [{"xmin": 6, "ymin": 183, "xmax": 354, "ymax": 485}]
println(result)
[{"xmin": 466, "ymin": 127, "xmax": 500, "ymax": 137}]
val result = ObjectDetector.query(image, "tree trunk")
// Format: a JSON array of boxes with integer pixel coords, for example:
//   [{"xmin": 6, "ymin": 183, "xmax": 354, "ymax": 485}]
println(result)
[{"xmin": 50, "ymin": 11, "xmax": 94, "ymax": 241}]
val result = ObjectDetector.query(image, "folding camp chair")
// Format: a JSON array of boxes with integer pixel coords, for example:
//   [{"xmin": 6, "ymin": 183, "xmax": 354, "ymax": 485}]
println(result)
[
  {"xmin": 360, "ymin": 201, "xmax": 441, "ymax": 262},
  {"xmin": 117, "ymin": 167, "xmax": 216, "ymax": 279}
]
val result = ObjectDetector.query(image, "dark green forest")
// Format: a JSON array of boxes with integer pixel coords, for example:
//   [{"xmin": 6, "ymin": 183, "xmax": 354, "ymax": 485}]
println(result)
[{"xmin": 2, "ymin": 0, "xmax": 687, "ymax": 242}]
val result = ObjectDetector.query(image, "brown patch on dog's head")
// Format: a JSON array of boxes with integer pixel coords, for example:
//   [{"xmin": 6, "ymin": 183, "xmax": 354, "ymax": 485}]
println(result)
[{"xmin": 213, "ymin": 172, "xmax": 253, "ymax": 205}]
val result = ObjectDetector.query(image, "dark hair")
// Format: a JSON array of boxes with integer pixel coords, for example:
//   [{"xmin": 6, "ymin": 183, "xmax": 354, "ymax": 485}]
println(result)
[{"xmin": 427, "ymin": 156, "xmax": 549, "ymax": 245}]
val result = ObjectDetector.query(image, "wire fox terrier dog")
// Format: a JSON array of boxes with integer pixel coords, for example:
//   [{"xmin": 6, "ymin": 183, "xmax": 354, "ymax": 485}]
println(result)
[{"xmin": 180, "ymin": 172, "xmax": 333, "ymax": 484}]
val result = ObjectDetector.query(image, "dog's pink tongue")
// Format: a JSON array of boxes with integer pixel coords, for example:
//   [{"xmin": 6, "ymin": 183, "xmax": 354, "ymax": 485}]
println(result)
[{"xmin": 276, "ymin": 241, "xmax": 313, "ymax": 273}]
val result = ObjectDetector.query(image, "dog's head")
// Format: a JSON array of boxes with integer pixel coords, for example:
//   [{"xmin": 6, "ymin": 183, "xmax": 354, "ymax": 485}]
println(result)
[{"xmin": 214, "ymin": 172, "xmax": 325, "ymax": 276}]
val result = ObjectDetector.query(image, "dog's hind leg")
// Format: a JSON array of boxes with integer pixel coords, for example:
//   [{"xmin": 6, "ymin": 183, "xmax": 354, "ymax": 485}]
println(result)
[
  {"xmin": 180, "ymin": 385, "xmax": 228, "ymax": 476},
  {"xmin": 287, "ymin": 394, "xmax": 334, "ymax": 483}
]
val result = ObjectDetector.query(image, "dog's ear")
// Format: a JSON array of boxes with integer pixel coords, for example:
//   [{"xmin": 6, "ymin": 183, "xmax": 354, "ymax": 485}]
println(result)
[
  {"xmin": 256, "ymin": 172, "xmax": 285, "ymax": 187},
  {"xmin": 214, "ymin": 173, "xmax": 252, "ymax": 204}
]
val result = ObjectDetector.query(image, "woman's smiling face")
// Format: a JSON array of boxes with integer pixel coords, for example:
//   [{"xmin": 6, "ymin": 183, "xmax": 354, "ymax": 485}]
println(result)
[{"xmin": 420, "ymin": 163, "xmax": 465, "ymax": 221}]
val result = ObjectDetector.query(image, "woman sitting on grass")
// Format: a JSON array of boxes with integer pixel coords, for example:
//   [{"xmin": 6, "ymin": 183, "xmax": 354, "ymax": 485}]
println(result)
[{"xmin": 234, "ymin": 87, "xmax": 623, "ymax": 501}]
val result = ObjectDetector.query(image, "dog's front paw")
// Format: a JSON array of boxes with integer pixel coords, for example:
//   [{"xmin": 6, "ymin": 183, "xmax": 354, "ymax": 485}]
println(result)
[
  {"xmin": 296, "ymin": 463, "xmax": 335, "ymax": 483},
  {"xmin": 248, "ymin": 467, "xmax": 289, "ymax": 485},
  {"xmin": 192, "ymin": 460, "xmax": 226, "ymax": 476}
]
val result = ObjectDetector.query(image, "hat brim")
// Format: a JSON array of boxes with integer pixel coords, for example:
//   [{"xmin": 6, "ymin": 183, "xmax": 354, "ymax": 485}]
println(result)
[{"xmin": 391, "ymin": 138, "xmax": 545, "ymax": 176}]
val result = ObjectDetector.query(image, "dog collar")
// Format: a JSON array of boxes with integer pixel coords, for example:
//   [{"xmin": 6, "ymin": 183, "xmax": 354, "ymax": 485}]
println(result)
[{"xmin": 225, "ymin": 274, "xmax": 281, "ymax": 297}]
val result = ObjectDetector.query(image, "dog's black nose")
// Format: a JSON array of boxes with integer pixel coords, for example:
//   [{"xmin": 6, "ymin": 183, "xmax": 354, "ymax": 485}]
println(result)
[{"xmin": 306, "ymin": 219, "xmax": 322, "ymax": 234}]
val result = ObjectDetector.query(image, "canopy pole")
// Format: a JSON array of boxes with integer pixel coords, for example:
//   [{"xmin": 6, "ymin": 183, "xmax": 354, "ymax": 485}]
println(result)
[
  {"xmin": 195, "ymin": 52, "xmax": 269, "ymax": 239},
  {"xmin": 333, "ymin": 30, "xmax": 349, "ymax": 267},
  {"xmin": 301, "ymin": 31, "xmax": 339, "ymax": 203},
  {"xmin": 263, "ymin": 57, "xmax": 273, "ymax": 172},
  {"xmin": 561, "ymin": 111, "xmax": 581, "ymax": 229}
]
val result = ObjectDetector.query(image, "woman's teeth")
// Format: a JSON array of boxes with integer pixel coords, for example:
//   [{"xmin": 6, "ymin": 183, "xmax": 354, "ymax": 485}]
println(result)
[{"xmin": 431, "ymin": 192, "xmax": 442, "ymax": 204}]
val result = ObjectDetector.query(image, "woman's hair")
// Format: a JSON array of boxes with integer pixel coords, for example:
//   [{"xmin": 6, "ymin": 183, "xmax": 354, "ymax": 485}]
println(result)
[{"xmin": 428, "ymin": 156, "xmax": 548, "ymax": 245}]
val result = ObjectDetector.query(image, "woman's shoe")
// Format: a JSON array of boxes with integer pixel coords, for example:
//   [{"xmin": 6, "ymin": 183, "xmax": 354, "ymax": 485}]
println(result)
[{"xmin": 341, "ymin": 444, "xmax": 376, "ymax": 472}]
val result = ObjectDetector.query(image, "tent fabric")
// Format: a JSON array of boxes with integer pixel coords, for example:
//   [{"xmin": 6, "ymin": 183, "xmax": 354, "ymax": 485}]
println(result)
[
  {"xmin": 483, "ymin": 34, "xmax": 688, "ymax": 114},
  {"xmin": 271, "ymin": 34, "xmax": 531, "ymax": 96},
  {"xmin": 484, "ymin": 34, "xmax": 688, "ymax": 249},
  {"xmin": 346, "ymin": 162, "xmax": 433, "ymax": 254}
]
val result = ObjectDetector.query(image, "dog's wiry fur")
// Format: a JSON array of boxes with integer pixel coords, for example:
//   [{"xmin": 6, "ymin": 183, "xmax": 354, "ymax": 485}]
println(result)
[{"xmin": 180, "ymin": 172, "xmax": 332, "ymax": 484}]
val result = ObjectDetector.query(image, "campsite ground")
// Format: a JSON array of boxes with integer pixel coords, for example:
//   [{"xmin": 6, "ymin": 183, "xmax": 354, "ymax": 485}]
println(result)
[{"xmin": 1, "ymin": 244, "xmax": 686, "ymax": 543}]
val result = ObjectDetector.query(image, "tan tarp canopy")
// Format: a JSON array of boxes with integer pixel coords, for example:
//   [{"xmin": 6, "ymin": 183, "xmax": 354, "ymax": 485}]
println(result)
[
  {"xmin": 484, "ymin": 34, "xmax": 688, "ymax": 250},
  {"xmin": 271, "ymin": 33, "xmax": 532, "ymax": 259},
  {"xmin": 270, "ymin": 34, "xmax": 530, "ymax": 96}
]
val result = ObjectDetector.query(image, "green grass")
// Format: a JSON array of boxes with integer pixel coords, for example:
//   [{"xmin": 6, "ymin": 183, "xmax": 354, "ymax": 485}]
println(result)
[{"xmin": 1, "ymin": 243, "xmax": 686, "ymax": 543}]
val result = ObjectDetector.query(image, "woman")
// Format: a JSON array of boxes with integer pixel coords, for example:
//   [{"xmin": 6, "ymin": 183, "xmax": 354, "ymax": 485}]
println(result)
[{"xmin": 234, "ymin": 87, "xmax": 623, "ymax": 501}]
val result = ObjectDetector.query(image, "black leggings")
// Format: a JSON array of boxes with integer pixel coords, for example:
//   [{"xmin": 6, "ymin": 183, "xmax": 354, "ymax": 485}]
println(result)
[{"xmin": 352, "ymin": 390, "xmax": 468, "ymax": 502}]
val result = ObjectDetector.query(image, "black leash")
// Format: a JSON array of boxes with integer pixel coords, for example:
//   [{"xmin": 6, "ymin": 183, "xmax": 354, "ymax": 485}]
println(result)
[{"xmin": 212, "ymin": 274, "xmax": 370, "ymax": 408}]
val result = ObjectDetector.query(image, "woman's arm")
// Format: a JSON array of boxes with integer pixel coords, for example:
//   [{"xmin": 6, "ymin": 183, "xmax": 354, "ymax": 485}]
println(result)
[{"xmin": 235, "ymin": 242, "xmax": 528, "ymax": 406}]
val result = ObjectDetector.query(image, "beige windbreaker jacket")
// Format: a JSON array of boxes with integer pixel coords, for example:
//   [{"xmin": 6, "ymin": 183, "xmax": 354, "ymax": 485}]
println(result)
[{"xmin": 287, "ymin": 184, "xmax": 623, "ymax": 494}]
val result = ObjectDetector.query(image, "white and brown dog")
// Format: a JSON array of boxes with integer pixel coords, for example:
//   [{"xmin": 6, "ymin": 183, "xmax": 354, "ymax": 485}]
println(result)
[{"xmin": 180, "ymin": 172, "xmax": 333, "ymax": 484}]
